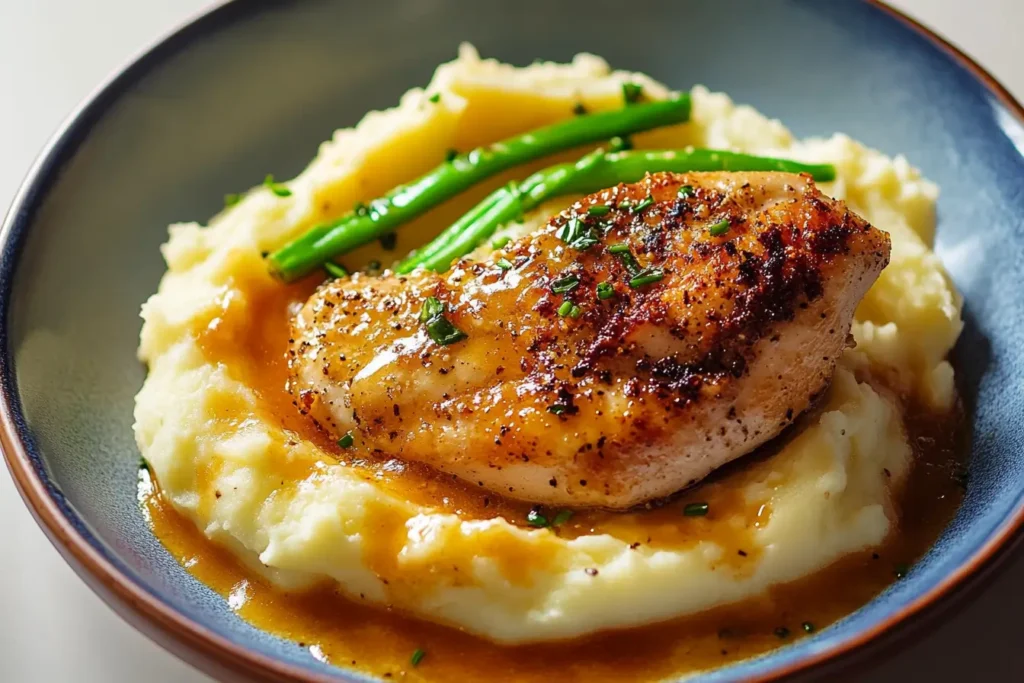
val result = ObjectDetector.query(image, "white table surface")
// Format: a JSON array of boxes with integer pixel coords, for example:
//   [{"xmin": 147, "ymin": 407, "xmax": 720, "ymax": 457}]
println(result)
[{"xmin": 1, "ymin": 1, "xmax": 1021, "ymax": 681}]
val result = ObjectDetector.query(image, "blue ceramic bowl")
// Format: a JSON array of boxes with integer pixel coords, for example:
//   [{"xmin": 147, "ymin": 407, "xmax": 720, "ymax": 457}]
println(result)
[{"xmin": 3, "ymin": 1, "xmax": 1023, "ymax": 681}]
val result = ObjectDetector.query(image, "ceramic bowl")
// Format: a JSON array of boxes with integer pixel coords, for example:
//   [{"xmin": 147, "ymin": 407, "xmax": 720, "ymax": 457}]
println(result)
[{"xmin": 3, "ymin": 1, "xmax": 1023, "ymax": 681}]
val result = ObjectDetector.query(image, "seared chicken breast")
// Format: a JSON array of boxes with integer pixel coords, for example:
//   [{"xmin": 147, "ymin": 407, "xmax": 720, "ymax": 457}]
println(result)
[{"xmin": 289, "ymin": 172, "xmax": 890, "ymax": 509}]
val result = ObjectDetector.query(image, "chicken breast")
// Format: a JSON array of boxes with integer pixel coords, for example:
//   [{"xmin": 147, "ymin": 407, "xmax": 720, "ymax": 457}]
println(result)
[{"xmin": 289, "ymin": 172, "xmax": 890, "ymax": 509}]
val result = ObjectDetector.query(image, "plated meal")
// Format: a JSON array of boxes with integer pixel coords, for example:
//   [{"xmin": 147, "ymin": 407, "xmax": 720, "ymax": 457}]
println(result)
[{"xmin": 134, "ymin": 45, "xmax": 966, "ymax": 680}]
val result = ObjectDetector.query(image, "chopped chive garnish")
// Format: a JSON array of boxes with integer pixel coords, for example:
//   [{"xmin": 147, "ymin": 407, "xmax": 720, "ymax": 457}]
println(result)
[
  {"xmin": 677, "ymin": 185, "xmax": 694, "ymax": 199},
  {"xmin": 629, "ymin": 268, "xmax": 664, "ymax": 289},
  {"xmin": 496, "ymin": 258, "xmax": 513, "ymax": 270},
  {"xmin": 553, "ymin": 510, "xmax": 574, "ymax": 526},
  {"xmin": 556, "ymin": 216, "xmax": 599, "ymax": 250},
  {"xmin": 324, "ymin": 262, "xmax": 348, "ymax": 278},
  {"xmin": 557, "ymin": 301, "xmax": 573, "ymax": 317},
  {"xmin": 551, "ymin": 274, "xmax": 581, "ymax": 294},
  {"xmin": 419, "ymin": 296, "xmax": 444, "ymax": 322},
  {"xmin": 774, "ymin": 627, "xmax": 790, "ymax": 639},
  {"xmin": 263, "ymin": 174, "xmax": 292, "ymax": 197},
  {"xmin": 353, "ymin": 201, "xmax": 369, "ymax": 217},
  {"xmin": 608, "ymin": 244, "xmax": 641, "ymax": 276},
  {"xmin": 618, "ymin": 199, "xmax": 632, "ymax": 211},
  {"xmin": 527, "ymin": 508, "xmax": 549, "ymax": 527},
  {"xmin": 378, "ymin": 232, "xmax": 398, "ymax": 251},
  {"xmin": 224, "ymin": 193, "xmax": 241, "ymax": 207},
  {"xmin": 419, "ymin": 296, "xmax": 468, "ymax": 346},
  {"xmin": 338, "ymin": 433, "xmax": 354, "ymax": 449},
  {"xmin": 428, "ymin": 92, "xmax": 441, "ymax": 103},
  {"xmin": 632, "ymin": 194, "xmax": 654, "ymax": 213},
  {"xmin": 802, "ymin": 622, "xmax": 815, "ymax": 634},
  {"xmin": 708, "ymin": 220, "xmax": 731, "ymax": 237},
  {"xmin": 588, "ymin": 204, "xmax": 611, "ymax": 217},
  {"xmin": 445, "ymin": 149, "xmax": 458, "ymax": 163},
  {"xmin": 547, "ymin": 405, "xmax": 568, "ymax": 415},
  {"xmin": 622, "ymin": 82, "xmax": 644, "ymax": 104},
  {"xmin": 569, "ymin": 304, "xmax": 583, "ymax": 319},
  {"xmin": 573, "ymin": 102, "xmax": 587, "ymax": 115},
  {"xmin": 492, "ymin": 236, "xmax": 512, "ymax": 249},
  {"xmin": 410, "ymin": 648, "xmax": 426, "ymax": 667},
  {"xmin": 425, "ymin": 316, "xmax": 468, "ymax": 346},
  {"xmin": 596, "ymin": 281, "xmax": 615, "ymax": 300},
  {"xmin": 683, "ymin": 502, "xmax": 709, "ymax": 517}
]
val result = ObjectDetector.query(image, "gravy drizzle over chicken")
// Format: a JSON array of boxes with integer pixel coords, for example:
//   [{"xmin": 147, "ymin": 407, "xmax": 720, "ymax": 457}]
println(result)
[{"xmin": 289, "ymin": 172, "xmax": 890, "ymax": 509}]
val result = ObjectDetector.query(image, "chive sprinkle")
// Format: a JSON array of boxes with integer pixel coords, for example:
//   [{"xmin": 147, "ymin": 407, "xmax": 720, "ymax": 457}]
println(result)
[
  {"xmin": 527, "ymin": 507, "xmax": 549, "ymax": 527},
  {"xmin": 353, "ymin": 201, "xmax": 369, "ymax": 217},
  {"xmin": 596, "ymin": 281, "xmax": 615, "ymax": 300},
  {"xmin": 224, "ymin": 193, "xmax": 241, "ymax": 207},
  {"xmin": 708, "ymin": 219, "xmax": 731, "ymax": 237},
  {"xmin": 683, "ymin": 502, "xmax": 709, "ymax": 517},
  {"xmin": 553, "ymin": 510, "xmax": 574, "ymax": 526},
  {"xmin": 496, "ymin": 258, "xmax": 513, "ymax": 270},
  {"xmin": 622, "ymin": 82, "xmax": 644, "ymax": 104},
  {"xmin": 324, "ymin": 261, "xmax": 348, "ymax": 278},
  {"xmin": 557, "ymin": 301, "xmax": 573, "ymax": 317},
  {"xmin": 337, "ymin": 433, "xmax": 354, "ymax": 449},
  {"xmin": 445, "ymin": 148, "xmax": 458, "ymax": 163},
  {"xmin": 677, "ymin": 185, "xmax": 695, "ymax": 199},
  {"xmin": 609, "ymin": 243, "xmax": 641, "ymax": 276},
  {"xmin": 263, "ymin": 174, "xmax": 292, "ymax": 197},
  {"xmin": 588, "ymin": 204, "xmax": 611, "ymax": 217},
  {"xmin": 491, "ymin": 236, "xmax": 512, "ymax": 249},
  {"xmin": 629, "ymin": 268, "xmax": 664, "ymax": 289},
  {"xmin": 556, "ymin": 216, "xmax": 599, "ymax": 250},
  {"xmin": 428, "ymin": 92, "xmax": 441, "ymax": 103},
  {"xmin": 802, "ymin": 621, "xmax": 815, "ymax": 634},
  {"xmin": 551, "ymin": 273, "xmax": 581, "ymax": 294},
  {"xmin": 410, "ymin": 648, "xmax": 426, "ymax": 667},
  {"xmin": 569, "ymin": 304, "xmax": 583, "ymax": 319},
  {"xmin": 632, "ymin": 194, "xmax": 654, "ymax": 213},
  {"xmin": 425, "ymin": 316, "xmax": 467, "ymax": 345},
  {"xmin": 547, "ymin": 404, "xmax": 570, "ymax": 415},
  {"xmin": 419, "ymin": 296, "xmax": 444, "ymax": 322},
  {"xmin": 419, "ymin": 296, "xmax": 468, "ymax": 346}
]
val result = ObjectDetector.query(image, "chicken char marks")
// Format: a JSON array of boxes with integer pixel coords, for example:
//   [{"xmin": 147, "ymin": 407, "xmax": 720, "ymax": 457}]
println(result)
[{"xmin": 289, "ymin": 172, "xmax": 890, "ymax": 509}]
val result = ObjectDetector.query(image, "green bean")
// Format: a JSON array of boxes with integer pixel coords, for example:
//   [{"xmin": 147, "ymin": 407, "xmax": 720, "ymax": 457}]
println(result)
[
  {"xmin": 397, "ymin": 149, "xmax": 608, "ymax": 274},
  {"xmin": 266, "ymin": 95, "xmax": 692, "ymax": 281},
  {"xmin": 404, "ymin": 149, "xmax": 836, "ymax": 272}
]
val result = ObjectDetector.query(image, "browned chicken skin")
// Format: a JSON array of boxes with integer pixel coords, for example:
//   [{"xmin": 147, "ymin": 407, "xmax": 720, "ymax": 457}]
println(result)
[{"xmin": 289, "ymin": 172, "xmax": 891, "ymax": 509}]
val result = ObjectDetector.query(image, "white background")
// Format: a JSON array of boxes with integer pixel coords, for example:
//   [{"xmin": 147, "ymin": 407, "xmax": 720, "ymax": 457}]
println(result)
[{"xmin": 1, "ymin": 1, "xmax": 1021, "ymax": 681}]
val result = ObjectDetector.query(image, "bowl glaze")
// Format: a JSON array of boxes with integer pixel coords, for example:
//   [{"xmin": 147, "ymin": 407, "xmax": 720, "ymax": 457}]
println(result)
[{"xmin": 3, "ymin": 1, "xmax": 1024, "ymax": 681}]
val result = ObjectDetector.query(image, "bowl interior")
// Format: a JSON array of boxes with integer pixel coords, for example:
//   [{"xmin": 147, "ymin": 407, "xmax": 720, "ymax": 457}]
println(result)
[{"xmin": 4, "ymin": 1, "xmax": 1024, "ymax": 680}]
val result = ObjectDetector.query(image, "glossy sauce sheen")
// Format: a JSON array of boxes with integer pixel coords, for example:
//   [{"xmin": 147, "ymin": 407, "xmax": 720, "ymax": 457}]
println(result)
[{"xmin": 161, "ymin": 240, "xmax": 967, "ymax": 681}]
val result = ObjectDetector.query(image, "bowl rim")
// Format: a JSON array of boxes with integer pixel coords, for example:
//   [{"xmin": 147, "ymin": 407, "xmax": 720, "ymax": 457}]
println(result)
[{"xmin": 2, "ymin": 1, "xmax": 1023, "ymax": 681}]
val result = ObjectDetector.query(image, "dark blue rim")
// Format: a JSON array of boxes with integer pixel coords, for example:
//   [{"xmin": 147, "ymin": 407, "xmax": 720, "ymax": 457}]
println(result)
[{"xmin": 1, "ymin": 2, "xmax": 1022, "ymax": 682}]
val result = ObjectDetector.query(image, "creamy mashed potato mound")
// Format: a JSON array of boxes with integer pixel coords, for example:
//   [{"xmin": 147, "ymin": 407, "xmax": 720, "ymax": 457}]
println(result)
[{"xmin": 135, "ymin": 45, "xmax": 962, "ymax": 643}]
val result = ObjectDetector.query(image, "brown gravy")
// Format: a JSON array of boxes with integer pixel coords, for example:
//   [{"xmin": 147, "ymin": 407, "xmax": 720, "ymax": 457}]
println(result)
[{"xmin": 146, "ymin": 258, "xmax": 968, "ymax": 682}]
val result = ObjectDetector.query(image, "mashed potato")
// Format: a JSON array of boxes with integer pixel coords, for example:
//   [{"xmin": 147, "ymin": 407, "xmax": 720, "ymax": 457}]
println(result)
[{"xmin": 135, "ymin": 44, "xmax": 962, "ymax": 643}]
